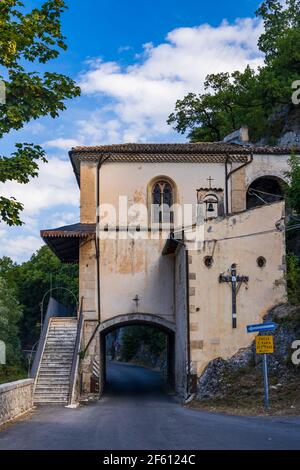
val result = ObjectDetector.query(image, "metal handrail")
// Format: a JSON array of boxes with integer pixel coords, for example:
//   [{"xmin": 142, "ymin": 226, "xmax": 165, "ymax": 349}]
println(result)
[
  {"xmin": 68, "ymin": 297, "xmax": 84, "ymax": 405},
  {"xmin": 40, "ymin": 287, "xmax": 78, "ymax": 334}
]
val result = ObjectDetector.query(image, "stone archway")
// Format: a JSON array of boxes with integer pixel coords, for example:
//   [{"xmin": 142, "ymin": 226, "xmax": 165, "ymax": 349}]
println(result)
[
  {"xmin": 246, "ymin": 175, "xmax": 286, "ymax": 210},
  {"xmin": 98, "ymin": 314, "xmax": 176, "ymax": 396}
]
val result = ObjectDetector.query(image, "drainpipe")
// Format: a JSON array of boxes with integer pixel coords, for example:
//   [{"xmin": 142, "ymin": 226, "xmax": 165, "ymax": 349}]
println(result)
[
  {"xmin": 225, "ymin": 156, "xmax": 230, "ymax": 215},
  {"xmin": 225, "ymin": 152, "xmax": 254, "ymax": 214}
]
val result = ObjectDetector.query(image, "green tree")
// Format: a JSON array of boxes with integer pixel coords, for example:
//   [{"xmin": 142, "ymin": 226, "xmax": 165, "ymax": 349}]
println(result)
[
  {"xmin": 168, "ymin": 0, "xmax": 300, "ymax": 143},
  {"xmin": 0, "ymin": 0, "xmax": 80, "ymax": 226},
  {"xmin": 0, "ymin": 276, "xmax": 23, "ymax": 365},
  {"xmin": 285, "ymin": 156, "xmax": 300, "ymax": 305},
  {"xmin": 286, "ymin": 254, "xmax": 300, "ymax": 305},
  {"xmin": 286, "ymin": 155, "xmax": 300, "ymax": 214},
  {"xmin": 120, "ymin": 326, "xmax": 166, "ymax": 363},
  {"xmin": 0, "ymin": 246, "xmax": 79, "ymax": 348}
]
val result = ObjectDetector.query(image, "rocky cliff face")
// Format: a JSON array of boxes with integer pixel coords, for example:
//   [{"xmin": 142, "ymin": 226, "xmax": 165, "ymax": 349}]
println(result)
[
  {"xmin": 255, "ymin": 105, "xmax": 300, "ymax": 147},
  {"xmin": 197, "ymin": 304, "xmax": 300, "ymax": 400},
  {"xmin": 278, "ymin": 106, "xmax": 300, "ymax": 147}
]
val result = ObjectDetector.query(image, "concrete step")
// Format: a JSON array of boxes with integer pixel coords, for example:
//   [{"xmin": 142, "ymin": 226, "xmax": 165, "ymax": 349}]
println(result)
[
  {"xmin": 37, "ymin": 383, "xmax": 70, "ymax": 389},
  {"xmin": 47, "ymin": 332, "xmax": 77, "ymax": 335},
  {"xmin": 35, "ymin": 386, "xmax": 70, "ymax": 392},
  {"xmin": 39, "ymin": 363, "xmax": 71, "ymax": 368},
  {"xmin": 46, "ymin": 336, "xmax": 77, "ymax": 340},
  {"xmin": 34, "ymin": 318, "xmax": 78, "ymax": 405},
  {"xmin": 45, "ymin": 343, "xmax": 76, "ymax": 346},
  {"xmin": 37, "ymin": 377, "xmax": 70, "ymax": 387},
  {"xmin": 34, "ymin": 390, "xmax": 69, "ymax": 397},
  {"xmin": 42, "ymin": 349, "xmax": 74, "ymax": 354},
  {"xmin": 34, "ymin": 399, "xmax": 68, "ymax": 405},
  {"xmin": 34, "ymin": 396, "xmax": 69, "ymax": 401},
  {"xmin": 42, "ymin": 348, "xmax": 74, "ymax": 352},
  {"xmin": 37, "ymin": 370, "xmax": 70, "ymax": 376},
  {"xmin": 42, "ymin": 356, "xmax": 73, "ymax": 362},
  {"xmin": 34, "ymin": 396, "xmax": 69, "ymax": 402}
]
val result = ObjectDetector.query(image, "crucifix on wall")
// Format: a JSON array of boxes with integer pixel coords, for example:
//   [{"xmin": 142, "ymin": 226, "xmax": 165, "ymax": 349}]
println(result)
[
  {"xmin": 132, "ymin": 295, "xmax": 141, "ymax": 313},
  {"xmin": 219, "ymin": 264, "xmax": 249, "ymax": 329}
]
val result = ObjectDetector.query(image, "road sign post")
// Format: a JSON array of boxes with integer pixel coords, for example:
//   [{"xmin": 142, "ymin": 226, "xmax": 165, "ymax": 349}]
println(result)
[
  {"xmin": 262, "ymin": 354, "xmax": 269, "ymax": 411},
  {"xmin": 247, "ymin": 323, "xmax": 277, "ymax": 412}
]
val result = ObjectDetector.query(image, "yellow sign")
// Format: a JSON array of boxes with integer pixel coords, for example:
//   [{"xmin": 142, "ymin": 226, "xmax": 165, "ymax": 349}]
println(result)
[{"xmin": 256, "ymin": 336, "xmax": 274, "ymax": 354}]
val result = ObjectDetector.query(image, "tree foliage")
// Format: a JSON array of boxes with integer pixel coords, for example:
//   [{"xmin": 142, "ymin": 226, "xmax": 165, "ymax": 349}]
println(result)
[
  {"xmin": 286, "ymin": 254, "xmax": 300, "ymax": 305},
  {"xmin": 0, "ymin": 0, "xmax": 80, "ymax": 225},
  {"xmin": 0, "ymin": 246, "xmax": 79, "ymax": 349},
  {"xmin": 120, "ymin": 326, "xmax": 166, "ymax": 363},
  {"xmin": 0, "ymin": 276, "xmax": 23, "ymax": 365},
  {"xmin": 286, "ymin": 155, "xmax": 300, "ymax": 214},
  {"xmin": 285, "ymin": 156, "xmax": 300, "ymax": 305},
  {"xmin": 168, "ymin": 0, "xmax": 300, "ymax": 142}
]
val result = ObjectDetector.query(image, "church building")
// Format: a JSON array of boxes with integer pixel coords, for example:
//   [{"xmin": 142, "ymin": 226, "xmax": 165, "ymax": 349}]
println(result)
[{"xmin": 39, "ymin": 137, "xmax": 297, "ymax": 402}]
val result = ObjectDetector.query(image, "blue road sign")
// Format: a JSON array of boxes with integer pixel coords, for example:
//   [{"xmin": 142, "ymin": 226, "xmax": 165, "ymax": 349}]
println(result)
[{"xmin": 247, "ymin": 322, "xmax": 278, "ymax": 333}]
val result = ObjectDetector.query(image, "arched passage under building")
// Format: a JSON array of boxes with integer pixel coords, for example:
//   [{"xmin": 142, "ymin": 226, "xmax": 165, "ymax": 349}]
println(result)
[
  {"xmin": 247, "ymin": 175, "xmax": 286, "ymax": 210},
  {"xmin": 98, "ymin": 314, "xmax": 176, "ymax": 396}
]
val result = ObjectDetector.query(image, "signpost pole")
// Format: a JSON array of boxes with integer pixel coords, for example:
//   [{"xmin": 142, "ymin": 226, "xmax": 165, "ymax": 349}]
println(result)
[
  {"xmin": 262, "ymin": 353, "xmax": 270, "ymax": 411},
  {"xmin": 247, "ymin": 322, "xmax": 277, "ymax": 412}
]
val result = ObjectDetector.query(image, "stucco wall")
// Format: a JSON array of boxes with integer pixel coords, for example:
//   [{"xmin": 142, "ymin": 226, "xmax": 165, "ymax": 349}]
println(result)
[
  {"xmin": 186, "ymin": 202, "xmax": 286, "ymax": 377},
  {"xmin": 0, "ymin": 379, "xmax": 34, "ymax": 426},
  {"xmin": 99, "ymin": 162, "xmax": 226, "ymax": 219},
  {"xmin": 100, "ymin": 237, "xmax": 174, "ymax": 321}
]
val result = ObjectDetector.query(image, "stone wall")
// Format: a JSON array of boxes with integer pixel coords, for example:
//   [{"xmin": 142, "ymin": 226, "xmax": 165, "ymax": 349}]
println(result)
[
  {"xmin": 0, "ymin": 379, "xmax": 34, "ymax": 426},
  {"xmin": 174, "ymin": 245, "xmax": 188, "ymax": 398}
]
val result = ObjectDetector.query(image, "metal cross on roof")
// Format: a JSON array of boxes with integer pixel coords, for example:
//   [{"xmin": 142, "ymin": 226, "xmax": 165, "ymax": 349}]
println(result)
[{"xmin": 207, "ymin": 176, "xmax": 214, "ymax": 189}]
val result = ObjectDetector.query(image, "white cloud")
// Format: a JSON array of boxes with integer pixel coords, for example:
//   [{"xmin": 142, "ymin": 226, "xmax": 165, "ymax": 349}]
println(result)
[
  {"xmin": 0, "ymin": 157, "xmax": 79, "ymax": 217},
  {"xmin": 78, "ymin": 17, "xmax": 264, "ymax": 143},
  {"xmin": 0, "ymin": 235, "xmax": 43, "ymax": 262},
  {"xmin": 43, "ymin": 138, "xmax": 82, "ymax": 150},
  {"xmin": 0, "ymin": 157, "xmax": 79, "ymax": 262}
]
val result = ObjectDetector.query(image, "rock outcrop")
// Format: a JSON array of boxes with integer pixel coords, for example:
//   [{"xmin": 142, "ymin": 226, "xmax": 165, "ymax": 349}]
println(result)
[{"xmin": 197, "ymin": 304, "xmax": 300, "ymax": 400}]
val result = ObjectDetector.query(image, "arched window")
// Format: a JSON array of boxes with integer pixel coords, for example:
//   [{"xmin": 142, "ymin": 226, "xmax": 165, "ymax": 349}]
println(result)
[
  {"xmin": 151, "ymin": 180, "xmax": 174, "ymax": 224},
  {"xmin": 247, "ymin": 176, "xmax": 286, "ymax": 210}
]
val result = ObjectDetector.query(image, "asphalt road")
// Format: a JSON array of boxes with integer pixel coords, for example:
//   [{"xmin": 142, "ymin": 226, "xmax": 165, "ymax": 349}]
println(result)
[{"xmin": 0, "ymin": 362, "xmax": 300, "ymax": 450}]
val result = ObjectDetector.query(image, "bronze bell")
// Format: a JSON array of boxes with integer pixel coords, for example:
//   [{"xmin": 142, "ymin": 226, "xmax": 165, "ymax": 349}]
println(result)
[{"xmin": 207, "ymin": 203, "xmax": 215, "ymax": 212}]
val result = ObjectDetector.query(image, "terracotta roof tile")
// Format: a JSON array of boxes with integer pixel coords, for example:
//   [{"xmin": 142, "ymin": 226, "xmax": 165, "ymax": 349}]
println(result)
[{"xmin": 70, "ymin": 142, "xmax": 300, "ymax": 156}]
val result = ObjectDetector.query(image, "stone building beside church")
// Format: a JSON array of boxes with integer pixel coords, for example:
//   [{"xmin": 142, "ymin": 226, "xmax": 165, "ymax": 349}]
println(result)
[{"xmin": 39, "ymin": 138, "xmax": 298, "ymax": 402}]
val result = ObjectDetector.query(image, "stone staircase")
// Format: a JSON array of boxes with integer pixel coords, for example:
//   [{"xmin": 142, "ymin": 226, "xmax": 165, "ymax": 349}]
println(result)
[{"xmin": 34, "ymin": 317, "xmax": 78, "ymax": 405}]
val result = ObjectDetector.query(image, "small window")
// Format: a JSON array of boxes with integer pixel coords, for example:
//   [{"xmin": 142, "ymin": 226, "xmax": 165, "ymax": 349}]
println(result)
[
  {"xmin": 204, "ymin": 256, "xmax": 214, "ymax": 268},
  {"xmin": 257, "ymin": 256, "xmax": 266, "ymax": 268}
]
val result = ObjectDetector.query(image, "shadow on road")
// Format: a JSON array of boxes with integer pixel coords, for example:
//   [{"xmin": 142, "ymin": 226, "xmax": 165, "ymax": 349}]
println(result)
[{"xmin": 105, "ymin": 361, "xmax": 170, "ymax": 399}]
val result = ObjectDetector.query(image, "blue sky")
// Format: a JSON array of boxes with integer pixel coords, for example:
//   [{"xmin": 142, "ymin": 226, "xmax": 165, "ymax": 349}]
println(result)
[{"xmin": 0, "ymin": 0, "xmax": 263, "ymax": 262}]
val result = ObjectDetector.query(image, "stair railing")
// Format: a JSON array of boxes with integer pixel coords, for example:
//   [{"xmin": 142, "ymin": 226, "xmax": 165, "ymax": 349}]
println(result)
[
  {"xmin": 31, "ymin": 297, "xmax": 72, "ymax": 380},
  {"xmin": 68, "ymin": 297, "xmax": 84, "ymax": 405}
]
